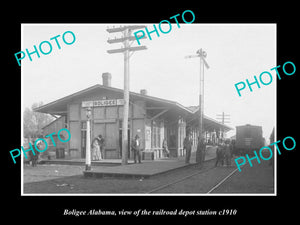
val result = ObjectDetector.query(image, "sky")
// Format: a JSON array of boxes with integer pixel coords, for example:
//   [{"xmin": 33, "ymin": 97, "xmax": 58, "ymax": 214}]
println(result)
[{"xmin": 22, "ymin": 23, "xmax": 276, "ymax": 142}]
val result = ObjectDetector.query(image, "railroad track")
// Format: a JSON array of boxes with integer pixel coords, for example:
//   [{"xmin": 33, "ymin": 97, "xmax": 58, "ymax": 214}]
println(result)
[{"xmin": 146, "ymin": 163, "xmax": 245, "ymax": 194}]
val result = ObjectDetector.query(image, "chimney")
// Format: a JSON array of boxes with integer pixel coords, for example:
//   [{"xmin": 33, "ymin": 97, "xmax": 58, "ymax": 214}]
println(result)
[
  {"xmin": 102, "ymin": 72, "xmax": 112, "ymax": 87},
  {"xmin": 140, "ymin": 89, "xmax": 147, "ymax": 95}
]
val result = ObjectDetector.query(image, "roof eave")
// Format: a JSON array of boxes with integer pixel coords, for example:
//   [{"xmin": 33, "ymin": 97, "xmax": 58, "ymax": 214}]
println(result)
[{"xmin": 33, "ymin": 84, "xmax": 193, "ymax": 114}]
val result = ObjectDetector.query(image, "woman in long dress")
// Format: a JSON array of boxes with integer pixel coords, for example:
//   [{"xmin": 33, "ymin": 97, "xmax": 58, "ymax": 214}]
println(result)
[
  {"xmin": 162, "ymin": 138, "xmax": 170, "ymax": 158},
  {"xmin": 91, "ymin": 136, "xmax": 102, "ymax": 161}
]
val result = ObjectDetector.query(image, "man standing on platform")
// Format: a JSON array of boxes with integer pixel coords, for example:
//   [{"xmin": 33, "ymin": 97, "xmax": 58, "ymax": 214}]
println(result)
[
  {"xmin": 196, "ymin": 137, "xmax": 206, "ymax": 167},
  {"xmin": 215, "ymin": 139, "xmax": 225, "ymax": 167},
  {"xmin": 184, "ymin": 134, "xmax": 193, "ymax": 164},
  {"xmin": 224, "ymin": 139, "xmax": 232, "ymax": 166},
  {"xmin": 132, "ymin": 134, "xmax": 142, "ymax": 164}
]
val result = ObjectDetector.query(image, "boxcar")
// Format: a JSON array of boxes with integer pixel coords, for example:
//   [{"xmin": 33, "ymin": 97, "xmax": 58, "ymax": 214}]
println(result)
[{"xmin": 235, "ymin": 124, "xmax": 264, "ymax": 155}]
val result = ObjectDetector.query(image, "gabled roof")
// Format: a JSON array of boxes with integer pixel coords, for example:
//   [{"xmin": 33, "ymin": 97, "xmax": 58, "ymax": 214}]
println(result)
[
  {"xmin": 34, "ymin": 84, "xmax": 233, "ymax": 131},
  {"xmin": 34, "ymin": 84, "xmax": 194, "ymax": 115}
]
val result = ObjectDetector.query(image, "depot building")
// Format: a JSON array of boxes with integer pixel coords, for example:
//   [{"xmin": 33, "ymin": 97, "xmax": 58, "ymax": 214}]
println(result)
[{"xmin": 34, "ymin": 73, "xmax": 231, "ymax": 160}]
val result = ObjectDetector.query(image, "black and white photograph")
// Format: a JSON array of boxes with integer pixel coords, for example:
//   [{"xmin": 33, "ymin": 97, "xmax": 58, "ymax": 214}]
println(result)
[
  {"xmin": 21, "ymin": 23, "xmax": 276, "ymax": 195},
  {"xmin": 4, "ymin": 4, "xmax": 298, "ymax": 223}
]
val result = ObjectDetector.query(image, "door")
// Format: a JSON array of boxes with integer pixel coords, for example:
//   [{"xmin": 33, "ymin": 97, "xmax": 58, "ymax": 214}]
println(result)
[{"xmin": 105, "ymin": 123, "xmax": 118, "ymax": 158}]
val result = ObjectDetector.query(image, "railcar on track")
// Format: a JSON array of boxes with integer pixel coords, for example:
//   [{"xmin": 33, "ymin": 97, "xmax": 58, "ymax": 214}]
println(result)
[{"xmin": 235, "ymin": 124, "xmax": 264, "ymax": 155}]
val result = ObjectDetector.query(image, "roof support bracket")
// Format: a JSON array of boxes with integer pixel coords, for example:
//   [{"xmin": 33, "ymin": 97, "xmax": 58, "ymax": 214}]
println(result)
[{"xmin": 150, "ymin": 109, "xmax": 169, "ymax": 120}]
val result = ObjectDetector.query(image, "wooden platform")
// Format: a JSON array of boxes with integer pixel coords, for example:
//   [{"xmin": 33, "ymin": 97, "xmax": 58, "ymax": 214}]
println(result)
[{"xmin": 83, "ymin": 146, "xmax": 217, "ymax": 179}]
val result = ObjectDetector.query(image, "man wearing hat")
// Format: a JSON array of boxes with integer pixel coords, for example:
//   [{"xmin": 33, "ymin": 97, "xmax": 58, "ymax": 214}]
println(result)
[{"xmin": 132, "ymin": 134, "xmax": 142, "ymax": 163}]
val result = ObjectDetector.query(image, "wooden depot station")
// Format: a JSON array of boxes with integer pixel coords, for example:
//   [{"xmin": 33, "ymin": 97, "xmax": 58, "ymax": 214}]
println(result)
[{"xmin": 34, "ymin": 73, "xmax": 232, "ymax": 161}]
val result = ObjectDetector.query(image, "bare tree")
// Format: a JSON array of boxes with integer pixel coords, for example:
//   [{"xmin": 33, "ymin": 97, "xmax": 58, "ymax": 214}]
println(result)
[{"xmin": 23, "ymin": 102, "xmax": 54, "ymax": 138}]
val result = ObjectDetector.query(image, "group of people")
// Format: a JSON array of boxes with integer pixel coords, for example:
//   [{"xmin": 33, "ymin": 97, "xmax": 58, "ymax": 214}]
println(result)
[
  {"xmin": 27, "ymin": 133, "xmax": 234, "ymax": 168},
  {"xmin": 182, "ymin": 134, "xmax": 234, "ymax": 167},
  {"xmin": 183, "ymin": 134, "xmax": 206, "ymax": 165},
  {"xmin": 215, "ymin": 139, "xmax": 233, "ymax": 167}
]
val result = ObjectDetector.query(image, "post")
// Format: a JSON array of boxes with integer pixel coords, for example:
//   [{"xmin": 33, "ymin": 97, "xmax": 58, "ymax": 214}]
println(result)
[
  {"xmin": 195, "ymin": 55, "xmax": 203, "ymax": 164},
  {"xmin": 185, "ymin": 49, "xmax": 208, "ymax": 150},
  {"xmin": 85, "ymin": 107, "xmax": 92, "ymax": 170},
  {"xmin": 219, "ymin": 111, "xmax": 225, "ymax": 124},
  {"xmin": 122, "ymin": 28, "xmax": 130, "ymax": 165},
  {"xmin": 199, "ymin": 53, "xmax": 204, "ymax": 141},
  {"xmin": 216, "ymin": 112, "xmax": 230, "ymax": 125},
  {"xmin": 216, "ymin": 112, "xmax": 230, "ymax": 139}
]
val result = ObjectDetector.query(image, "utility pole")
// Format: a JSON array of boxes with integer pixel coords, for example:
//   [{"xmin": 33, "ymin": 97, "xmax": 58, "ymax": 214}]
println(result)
[
  {"xmin": 106, "ymin": 25, "xmax": 147, "ymax": 165},
  {"xmin": 216, "ymin": 112, "xmax": 230, "ymax": 139},
  {"xmin": 185, "ymin": 48, "xmax": 209, "ymax": 164},
  {"xmin": 216, "ymin": 112, "xmax": 230, "ymax": 125},
  {"xmin": 85, "ymin": 107, "xmax": 92, "ymax": 171}
]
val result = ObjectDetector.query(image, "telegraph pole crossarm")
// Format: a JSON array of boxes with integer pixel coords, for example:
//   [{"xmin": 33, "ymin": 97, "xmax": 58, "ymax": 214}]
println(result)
[
  {"xmin": 216, "ymin": 112, "xmax": 230, "ymax": 139},
  {"xmin": 216, "ymin": 112, "xmax": 230, "ymax": 124},
  {"xmin": 107, "ymin": 46, "xmax": 147, "ymax": 54},
  {"xmin": 107, "ymin": 35, "xmax": 146, "ymax": 44},
  {"xmin": 106, "ymin": 25, "xmax": 147, "ymax": 33},
  {"xmin": 184, "ymin": 55, "xmax": 199, "ymax": 59}
]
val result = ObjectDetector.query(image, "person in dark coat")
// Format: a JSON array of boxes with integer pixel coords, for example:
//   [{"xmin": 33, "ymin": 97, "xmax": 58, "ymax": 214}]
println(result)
[
  {"xmin": 269, "ymin": 128, "xmax": 274, "ymax": 168},
  {"xmin": 224, "ymin": 139, "xmax": 232, "ymax": 166},
  {"xmin": 183, "ymin": 134, "xmax": 192, "ymax": 164},
  {"xmin": 29, "ymin": 139, "xmax": 40, "ymax": 167},
  {"xmin": 215, "ymin": 140, "xmax": 225, "ymax": 167},
  {"xmin": 132, "ymin": 135, "xmax": 142, "ymax": 163},
  {"xmin": 196, "ymin": 137, "xmax": 206, "ymax": 167}
]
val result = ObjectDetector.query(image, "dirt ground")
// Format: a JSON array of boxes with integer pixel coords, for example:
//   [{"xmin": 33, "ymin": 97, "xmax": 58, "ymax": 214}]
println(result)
[{"xmin": 23, "ymin": 157, "xmax": 274, "ymax": 194}]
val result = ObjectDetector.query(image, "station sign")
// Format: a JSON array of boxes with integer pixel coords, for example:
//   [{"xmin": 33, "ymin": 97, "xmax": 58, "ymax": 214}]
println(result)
[{"xmin": 82, "ymin": 99, "xmax": 124, "ymax": 108}]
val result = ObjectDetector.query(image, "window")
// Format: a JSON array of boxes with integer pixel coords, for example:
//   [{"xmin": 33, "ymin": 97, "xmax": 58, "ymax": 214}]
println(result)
[
  {"xmin": 153, "ymin": 126, "xmax": 157, "ymax": 148},
  {"xmin": 157, "ymin": 126, "xmax": 161, "ymax": 148},
  {"xmin": 151, "ymin": 121, "xmax": 161, "ymax": 148}
]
